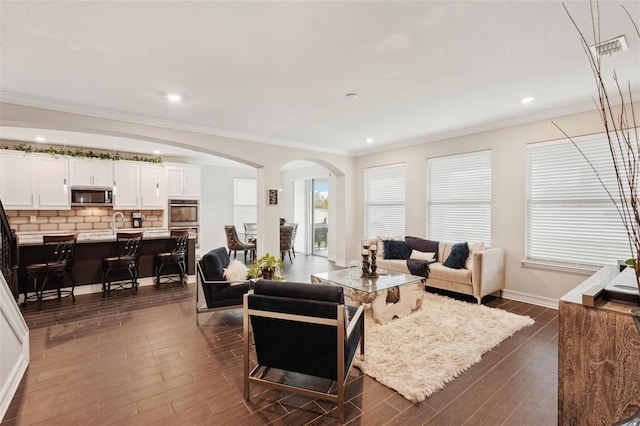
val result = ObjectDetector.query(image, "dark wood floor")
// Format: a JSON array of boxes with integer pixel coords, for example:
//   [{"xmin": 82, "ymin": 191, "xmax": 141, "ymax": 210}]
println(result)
[{"xmin": 2, "ymin": 254, "xmax": 558, "ymax": 425}]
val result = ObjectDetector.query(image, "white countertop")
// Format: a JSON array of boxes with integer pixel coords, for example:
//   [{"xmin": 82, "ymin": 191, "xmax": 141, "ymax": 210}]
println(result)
[{"xmin": 16, "ymin": 228, "xmax": 179, "ymax": 246}]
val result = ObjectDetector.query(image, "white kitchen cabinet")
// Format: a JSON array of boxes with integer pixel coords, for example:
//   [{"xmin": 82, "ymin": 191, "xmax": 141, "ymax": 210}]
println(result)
[
  {"xmin": 139, "ymin": 164, "xmax": 165, "ymax": 208},
  {"xmin": 113, "ymin": 161, "xmax": 165, "ymax": 209},
  {"xmin": 0, "ymin": 151, "xmax": 69, "ymax": 209},
  {"xmin": 166, "ymin": 164, "xmax": 201, "ymax": 199},
  {"xmin": 113, "ymin": 161, "xmax": 140, "ymax": 209},
  {"xmin": 70, "ymin": 158, "xmax": 113, "ymax": 187},
  {"xmin": 0, "ymin": 150, "xmax": 35, "ymax": 208},
  {"xmin": 35, "ymin": 155, "xmax": 69, "ymax": 208}
]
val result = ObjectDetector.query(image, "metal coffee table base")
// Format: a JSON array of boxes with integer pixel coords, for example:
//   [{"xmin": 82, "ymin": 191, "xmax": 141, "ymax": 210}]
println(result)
[{"xmin": 311, "ymin": 276, "xmax": 424, "ymax": 324}]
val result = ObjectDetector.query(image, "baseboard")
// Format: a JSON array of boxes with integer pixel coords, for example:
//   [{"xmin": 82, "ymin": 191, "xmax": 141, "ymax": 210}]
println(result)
[
  {"xmin": 502, "ymin": 289, "xmax": 559, "ymax": 310},
  {"xmin": 18, "ymin": 275, "xmax": 196, "ymax": 303}
]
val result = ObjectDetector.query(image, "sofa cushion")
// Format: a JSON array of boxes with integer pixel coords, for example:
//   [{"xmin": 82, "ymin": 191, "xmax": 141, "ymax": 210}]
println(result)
[
  {"xmin": 465, "ymin": 241, "xmax": 485, "ymax": 270},
  {"xmin": 377, "ymin": 258, "xmax": 410, "ymax": 274},
  {"xmin": 443, "ymin": 242, "xmax": 469, "ymax": 269},
  {"xmin": 383, "ymin": 240, "xmax": 411, "ymax": 259},
  {"xmin": 429, "ymin": 262, "xmax": 472, "ymax": 284},
  {"xmin": 376, "ymin": 235, "xmax": 403, "ymax": 259},
  {"xmin": 405, "ymin": 236, "xmax": 439, "ymax": 261},
  {"xmin": 410, "ymin": 250, "xmax": 436, "ymax": 262}
]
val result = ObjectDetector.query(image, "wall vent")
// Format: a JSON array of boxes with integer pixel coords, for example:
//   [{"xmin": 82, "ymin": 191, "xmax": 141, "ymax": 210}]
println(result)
[{"xmin": 590, "ymin": 35, "xmax": 628, "ymax": 57}]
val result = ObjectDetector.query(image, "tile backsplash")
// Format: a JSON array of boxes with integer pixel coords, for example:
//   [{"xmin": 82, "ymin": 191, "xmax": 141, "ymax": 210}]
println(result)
[{"xmin": 6, "ymin": 208, "xmax": 164, "ymax": 232}]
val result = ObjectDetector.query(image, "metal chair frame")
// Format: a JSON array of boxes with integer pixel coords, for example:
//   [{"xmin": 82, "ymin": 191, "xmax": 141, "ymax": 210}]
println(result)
[{"xmin": 243, "ymin": 291, "xmax": 365, "ymax": 423}]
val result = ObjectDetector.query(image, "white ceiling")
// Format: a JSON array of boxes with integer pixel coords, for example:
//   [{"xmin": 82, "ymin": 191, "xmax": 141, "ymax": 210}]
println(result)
[{"xmin": 1, "ymin": 1, "xmax": 639, "ymax": 158}]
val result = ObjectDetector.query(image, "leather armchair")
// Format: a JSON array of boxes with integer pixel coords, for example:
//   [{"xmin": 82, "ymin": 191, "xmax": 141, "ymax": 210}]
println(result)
[
  {"xmin": 196, "ymin": 247, "xmax": 251, "ymax": 325},
  {"xmin": 244, "ymin": 280, "xmax": 365, "ymax": 423}
]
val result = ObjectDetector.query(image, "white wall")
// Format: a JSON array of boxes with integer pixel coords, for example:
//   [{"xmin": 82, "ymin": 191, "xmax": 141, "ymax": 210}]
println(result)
[
  {"xmin": 199, "ymin": 165, "xmax": 256, "ymax": 253},
  {"xmin": 356, "ymin": 104, "xmax": 640, "ymax": 305}
]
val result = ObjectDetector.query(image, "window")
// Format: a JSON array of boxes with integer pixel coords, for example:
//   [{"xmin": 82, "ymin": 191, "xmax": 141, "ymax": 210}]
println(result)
[
  {"xmin": 427, "ymin": 150, "xmax": 492, "ymax": 244},
  {"xmin": 233, "ymin": 178, "xmax": 257, "ymax": 230},
  {"xmin": 364, "ymin": 163, "xmax": 405, "ymax": 238},
  {"xmin": 526, "ymin": 135, "xmax": 630, "ymax": 269}
]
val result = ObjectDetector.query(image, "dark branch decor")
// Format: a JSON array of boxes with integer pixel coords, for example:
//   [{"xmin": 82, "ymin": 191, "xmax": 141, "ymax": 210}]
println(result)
[{"xmin": 556, "ymin": 1, "xmax": 640, "ymax": 297}]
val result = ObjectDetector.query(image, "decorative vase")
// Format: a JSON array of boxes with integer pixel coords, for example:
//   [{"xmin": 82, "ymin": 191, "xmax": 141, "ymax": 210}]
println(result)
[{"xmin": 262, "ymin": 269, "xmax": 274, "ymax": 280}]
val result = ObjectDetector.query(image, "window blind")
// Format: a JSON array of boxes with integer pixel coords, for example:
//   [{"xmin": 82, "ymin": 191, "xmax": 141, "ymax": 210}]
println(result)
[
  {"xmin": 427, "ymin": 150, "xmax": 492, "ymax": 244},
  {"xmin": 234, "ymin": 178, "xmax": 257, "ymax": 231},
  {"xmin": 526, "ymin": 135, "xmax": 632, "ymax": 268},
  {"xmin": 364, "ymin": 163, "xmax": 406, "ymax": 238}
]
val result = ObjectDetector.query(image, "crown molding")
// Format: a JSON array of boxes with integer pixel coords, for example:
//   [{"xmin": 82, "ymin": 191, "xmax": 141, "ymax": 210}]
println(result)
[{"xmin": 0, "ymin": 92, "xmax": 353, "ymax": 157}]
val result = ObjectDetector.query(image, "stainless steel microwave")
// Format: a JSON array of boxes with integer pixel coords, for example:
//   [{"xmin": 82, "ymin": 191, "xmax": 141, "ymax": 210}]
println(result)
[{"xmin": 71, "ymin": 187, "xmax": 114, "ymax": 206}]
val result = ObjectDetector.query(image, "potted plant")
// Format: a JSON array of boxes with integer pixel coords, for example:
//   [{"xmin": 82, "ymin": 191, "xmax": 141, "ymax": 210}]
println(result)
[{"xmin": 247, "ymin": 253, "xmax": 284, "ymax": 280}]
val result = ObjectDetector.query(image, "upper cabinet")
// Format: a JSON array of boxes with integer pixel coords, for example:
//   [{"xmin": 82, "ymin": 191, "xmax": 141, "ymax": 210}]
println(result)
[
  {"xmin": 113, "ymin": 161, "xmax": 165, "ymax": 209},
  {"xmin": 113, "ymin": 161, "xmax": 140, "ymax": 209},
  {"xmin": 166, "ymin": 164, "xmax": 201, "ymax": 199},
  {"xmin": 70, "ymin": 158, "xmax": 113, "ymax": 187},
  {"xmin": 139, "ymin": 164, "xmax": 165, "ymax": 208},
  {"xmin": 0, "ymin": 151, "xmax": 69, "ymax": 209},
  {"xmin": 36, "ymin": 156, "xmax": 70, "ymax": 208}
]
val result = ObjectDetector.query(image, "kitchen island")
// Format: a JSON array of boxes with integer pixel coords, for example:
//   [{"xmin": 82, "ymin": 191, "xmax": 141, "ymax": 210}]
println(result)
[{"xmin": 17, "ymin": 229, "xmax": 196, "ymax": 298}]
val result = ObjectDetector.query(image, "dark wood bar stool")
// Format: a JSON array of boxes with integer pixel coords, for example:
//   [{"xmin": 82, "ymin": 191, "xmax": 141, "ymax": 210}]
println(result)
[
  {"xmin": 24, "ymin": 234, "xmax": 78, "ymax": 310},
  {"xmin": 154, "ymin": 228, "xmax": 189, "ymax": 288},
  {"xmin": 101, "ymin": 232, "xmax": 143, "ymax": 296}
]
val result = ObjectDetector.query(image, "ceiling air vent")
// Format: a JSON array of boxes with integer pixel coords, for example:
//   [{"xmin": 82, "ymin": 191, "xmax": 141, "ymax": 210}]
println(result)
[{"xmin": 590, "ymin": 35, "xmax": 629, "ymax": 57}]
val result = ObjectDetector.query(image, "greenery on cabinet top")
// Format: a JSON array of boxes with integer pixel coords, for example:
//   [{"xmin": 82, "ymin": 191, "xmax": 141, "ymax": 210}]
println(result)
[{"xmin": 1, "ymin": 143, "xmax": 162, "ymax": 164}]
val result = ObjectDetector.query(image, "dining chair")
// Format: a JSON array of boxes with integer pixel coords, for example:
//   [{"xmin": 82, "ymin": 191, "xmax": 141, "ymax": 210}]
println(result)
[
  {"xmin": 279, "ymin": 225, "xmax": 294, "ymax": 263},
  {"xmin": 224, "ymin": 225, "xmax": 255, "ymax": 262}
]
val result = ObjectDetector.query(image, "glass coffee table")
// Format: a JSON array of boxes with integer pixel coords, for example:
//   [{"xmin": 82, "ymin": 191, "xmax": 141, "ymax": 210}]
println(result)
[{"xmin": 311, "ymin": 269, "xmax": 425, "ymax": 324}]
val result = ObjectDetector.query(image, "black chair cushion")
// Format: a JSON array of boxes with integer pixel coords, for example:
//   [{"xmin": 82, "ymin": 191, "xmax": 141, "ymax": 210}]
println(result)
[
  {"xmin": 205, "ymin": 282, "xmax": 250, "ymax": 308},
  {"xmin": 201, "ymin": 247, "xmax": 230, "ymax": 281}
]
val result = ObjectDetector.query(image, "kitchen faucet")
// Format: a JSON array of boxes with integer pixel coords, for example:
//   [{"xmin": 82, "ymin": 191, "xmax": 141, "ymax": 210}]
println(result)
[{"xmin": 111, "ymin": 211, "xmax": 125, "ymax": 235}]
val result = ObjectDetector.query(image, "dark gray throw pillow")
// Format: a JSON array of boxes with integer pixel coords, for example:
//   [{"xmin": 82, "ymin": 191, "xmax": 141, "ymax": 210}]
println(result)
[
  {"xmin": 383, "ymin": 240, "xmax": 411, "ymax": 259},
  {"xmin": 443, "ymin": 242, "xmax": 469, "ymax": 269},
  {"xmin": 405, "ymin": 236, "xmax": 439, "ymax": 261}
]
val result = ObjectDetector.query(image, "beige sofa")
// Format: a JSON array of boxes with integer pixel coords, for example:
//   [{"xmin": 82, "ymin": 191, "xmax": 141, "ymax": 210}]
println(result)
[{"xmin": 376, "ymin": 239, "xmax": 506, "ymax": 304}]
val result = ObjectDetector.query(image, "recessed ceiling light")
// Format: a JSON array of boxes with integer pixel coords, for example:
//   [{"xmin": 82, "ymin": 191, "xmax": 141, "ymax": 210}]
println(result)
[
  {"xmin": 520, "ymin": 96, "xmax": 535, "ymax": 104},
  {"xmin": 167, "ymin": 93, "xmax": 182, "ymax": 102},
  {"xmin": 345, "ymin": 93, "xmax": 358, "ymax": 99},
  {"xmin": 35, "ymin": 136, "xmax": 46, "ymax": 142},
  {"xmin": 153, "ymin": 150, "xmax": 160, "ymax": 155},
  {"xmin": 365, "ymin": 137, "xmax": 374, "ymax": 143}
]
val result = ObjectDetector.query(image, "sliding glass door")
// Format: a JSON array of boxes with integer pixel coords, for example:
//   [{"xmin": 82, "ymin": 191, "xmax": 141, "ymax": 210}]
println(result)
[{"xmin": 312, "ymin": 178, "xmax": 328, "ymax": 257}]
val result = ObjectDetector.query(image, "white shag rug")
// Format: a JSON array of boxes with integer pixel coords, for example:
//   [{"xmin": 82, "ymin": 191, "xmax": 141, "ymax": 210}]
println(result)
[{"xmin": 352, "ymin": 292, "xmax": 534, "ymax": 403}]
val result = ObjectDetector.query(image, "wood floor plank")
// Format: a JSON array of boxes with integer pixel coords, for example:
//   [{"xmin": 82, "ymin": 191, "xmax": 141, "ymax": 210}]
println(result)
[{"xmin": 2, "ymin": 255, "xmax": 558, "ymax": 425}]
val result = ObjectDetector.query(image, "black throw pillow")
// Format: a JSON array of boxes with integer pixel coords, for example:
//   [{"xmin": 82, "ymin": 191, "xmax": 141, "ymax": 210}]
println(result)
[
  {"xmin": 405, "ymin": 236, "xmax": 439, "ymax": 261},
  {"xmin": 383, "ymin": 240, "xmax": 411, "ymax": 259},
  {"xmin": 443, "ymin": 242, "xmax": 469, "ymax": 269}
]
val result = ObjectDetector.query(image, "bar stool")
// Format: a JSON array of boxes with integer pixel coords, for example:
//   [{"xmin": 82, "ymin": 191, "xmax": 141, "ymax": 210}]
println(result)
[
  {"xmin": 154, "ymin": 228, "xmax": 189, "ymax": 288},
  {"xmin": 102, "ymin": 232, "xmax": 143, "ymax": 296},
  {"xmin": 24, "ymin": 234, "xmax": 78, "ymax": 310}
]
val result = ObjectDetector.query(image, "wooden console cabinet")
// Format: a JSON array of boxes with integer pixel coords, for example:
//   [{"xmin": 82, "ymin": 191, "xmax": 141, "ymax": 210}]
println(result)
[{"xmin": 558, "ymin": 266, "xmax": 640, "ymax": 425}]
